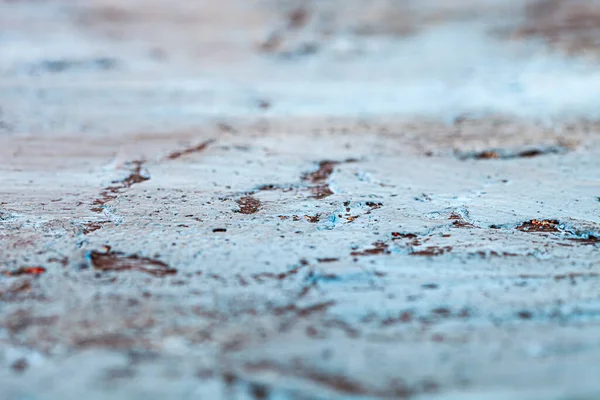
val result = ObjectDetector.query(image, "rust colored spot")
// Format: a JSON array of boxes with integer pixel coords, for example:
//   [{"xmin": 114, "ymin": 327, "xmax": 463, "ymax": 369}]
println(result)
[
  {"xmin": 82, "ymin": 221, "xmax": 110, "ymax": 235},
  {"xmin": 411, "ymin": 246, "xmax": 452, "ymax": 256},
  {"xmin": 166, "ymin": 139, "xmax": 214, "ymax": 160},
  {"xmin": 288, "ymin": 8, "xmax": 309, "ymax": 29},
  {"xmin": 298, "ymin": 300, "xmax": 336, "ymax": 317},
  {"xmin": 350, "ymin": 241, "xmax": 390, "ymax": 257},
  {"xmin": 304, "ymin": 214, "xmax": 320, "ymax": 223},
  {"xmin": 365, "ymin": 201, "xmax": 383, "ymax": 209},
  {"xmin": 460, "ymin": 146, "xmax": 568, "ymax": 161},
  {"xmin": 382, "ymin": 311, "xmax": 413, "ymax": 326},
  {"xmin": 309, "ymin": 184, "xmax": 334, "ymax": 199},
  {"xmin": 245, "ymin": 361, "xmax": 367, "ymax": 395},
  {"xmin": 236, "ymin": 196, "xmax": 262, "ymax": 214},
  {"xmin": 3, "ymin": 267, "xmax": 46, "ymax": 277},
  {"xmin": 303, "ymin": 160, "xmax": 339, "ymax": 183},
  {"xmin": 6, "ymin": 311, "xmax": 58, "ymax": 334},
  {"xmin": 89, "ymin": 250, "xmax": 177, "ymax": 277},
  {"xmin": 120, "ymin": 161, "xmax": 150, "ymax": 187},
  {"xmin": 392, "ymin": 232, "xmax": 417, "ymax": 239},
  {"xmin": 245, "ymin": 360, "xmax": 435, "ymax": 397},
  {"xmin": 473, "ymin": 150, "xmax": 500, "ymax": 159},
  {"xmin": 449, "ymin": 212, "xmax": 477, "ymax": 228},
  {"xmin": 91, "ymin": 160, "xmax": 149, "ymax": 213},
  {"xmin": 258, "ymin": 184, "xmax": 278, "ymax": 191},
  {"xmin": 516, "ymin": 219, "xmax": 560, "ymax": 233},
  {"xmin": 75, "ymin": 333, "xmax": 136, "ymax": 349}
]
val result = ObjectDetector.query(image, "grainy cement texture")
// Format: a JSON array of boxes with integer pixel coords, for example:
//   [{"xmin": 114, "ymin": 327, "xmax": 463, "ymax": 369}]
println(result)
[{"xmin": 1, "ymin": 1, "xmax": 600, "ymax": 399}]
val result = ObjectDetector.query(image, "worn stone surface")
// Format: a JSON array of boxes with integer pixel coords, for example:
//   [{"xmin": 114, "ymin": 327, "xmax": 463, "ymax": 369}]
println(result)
[{"xmin": 1, "ymin": 1, "xmax": 600, "ymax": 399}]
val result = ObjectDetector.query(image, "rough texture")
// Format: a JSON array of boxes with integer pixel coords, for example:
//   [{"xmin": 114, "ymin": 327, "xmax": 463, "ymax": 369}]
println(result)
[{"xmin": 1, "ymin": 1, "xmax": 600, "ymax": 399}]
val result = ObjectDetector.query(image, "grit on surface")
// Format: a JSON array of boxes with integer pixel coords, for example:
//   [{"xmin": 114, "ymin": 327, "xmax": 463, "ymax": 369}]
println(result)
[{"xmin": 1, "ymin": 1, "xmax": 600, "ymax": 399}]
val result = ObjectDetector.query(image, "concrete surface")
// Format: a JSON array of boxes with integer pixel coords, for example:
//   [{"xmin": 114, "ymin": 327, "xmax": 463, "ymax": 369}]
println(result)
[{"xmin": 1, "ymin": 1, "xmax": 600, "ymax": 399}]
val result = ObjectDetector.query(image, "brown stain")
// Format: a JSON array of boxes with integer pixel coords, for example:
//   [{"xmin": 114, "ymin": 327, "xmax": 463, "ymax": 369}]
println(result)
[
  {"xmin": 82, "ymin": 221, "xmax": 111, "ymax": 235},
  {"xmin": 304, "ymin": 214, "xmax": 321, "ymax": 223},
  {"xmin": 303, "ymin": 160, "xmax": 339, "ymax": 183},
  {"xmin": 350, "ymin": 241, "xmax": 390, "ymax": 256},
  {"xmin": 473, "ymin": 150, "xmax": 500, "ymax": 159},
  {"xmin": 382, "ymin": 311, "xmax": 414, "ymax": 326},
  {"xmin": 165, "ymin": 139, "xmax": 214, "ymax": 160},
  {"xmin": 245, "ymin": 361, "xmax": 367, "ymax": 395},
  {"xmin": 89, "ymin": 250, "xmax": 177, "ymax": 277},
  {"xmin": 91, "ymin": 160, "xmax": 149, "ymax": 213},
  {"xmin": 3, "ymin": 267, "xmax": 46, "ymax": 277},
  {"xmin": 449, "ymin": 212, "xmax": 477, "ymax": 228},
  {"xmin": 256, "ymin": 184, "xmax": 294, "ymax": 192},
  {"xmin": 309, "ymin": 184, "xmax": 334, "ymax": 199},
  {"xmin": 392, "ymin": 232, "xmax": 417, "ymax": 240},
  {"xmin": 244, "ymin": 360, "xmax": 435, "ymax": 398},
  {"xmin": 260, "ymin": 7, "xmax": 311, "ymax": 53},
  {"xmin": 298, "ymin": 300, "xmax": 336, "ymax": 317},
  {"xmin": 301, "ymin": 159, "xmax": 358, "ymax": 199},
  {"xmin": 410, "ymin": 246, "xmax": 452, "ymax": 256},
  {"xmin": 431, "ymin": 307, "xmax": 451, "ymax": 318},
  {"xmin": 514, "ymin": 0, "xmax": 600, "ymax": 56},
  {"xmin": 0, "ymin": 279, "xmax": 32, "ymax": 300},
  {"xmin": 6, "ymin": 310, "xmax": 58, "ymax": 334},
  {"xmin": 516, "ymin": 219, "xmax": 560, "ymax": 233},
  {"xmin": 272, "ymin": 300, "xmax": 335, "ymax": 318},
  {"xmin": 288, "ymin": 8, "xmax": 309, "ymax": 29},
  {"xmin": 460, "ymin": 146, "xmax": 568, "ymax": 161},
  {"xmin": 236, "ymin": 196, "xmax": 262, "ymax": 214},
  {"xmin": 75, "ymin": 333, "xmax": 136, "ymax": 349},
  {"xmin": 249, "ymin": 260, "xmax": 307, "ymax": 283}
]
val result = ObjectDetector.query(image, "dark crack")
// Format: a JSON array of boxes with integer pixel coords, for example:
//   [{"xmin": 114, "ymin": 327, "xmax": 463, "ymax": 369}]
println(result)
[
  {"xmin": 88, "ymin": 249, "xmax": 177, "ymax": 277},
  {"xmin": 91, "ymin": 160, "xmax": 149, "ymax": 213},
  {"xmin": 165, "ymin": 139, "xmax": 215, "ymax": 160}
]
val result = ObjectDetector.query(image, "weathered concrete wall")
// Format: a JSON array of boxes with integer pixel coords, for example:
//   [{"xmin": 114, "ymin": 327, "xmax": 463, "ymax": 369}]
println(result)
[{"xmin": 1, "ymin": 1, "xmax": 600, "ymax": 399}]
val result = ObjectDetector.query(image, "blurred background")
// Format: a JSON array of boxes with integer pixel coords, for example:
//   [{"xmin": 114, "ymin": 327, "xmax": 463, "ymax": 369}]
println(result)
[
  {"xmin": 2, "ymin": 0, "xmax": 600, "ymax": 134},
  {"xmin": 2, "ymin": 2, "xmax": 600, "ymax": 400}
]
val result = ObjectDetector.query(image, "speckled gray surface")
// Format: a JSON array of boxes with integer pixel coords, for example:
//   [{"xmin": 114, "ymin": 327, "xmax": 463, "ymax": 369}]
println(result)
[{"xmin": 1, "ymin": 1, "xmax": 600, "ymax": 399}]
